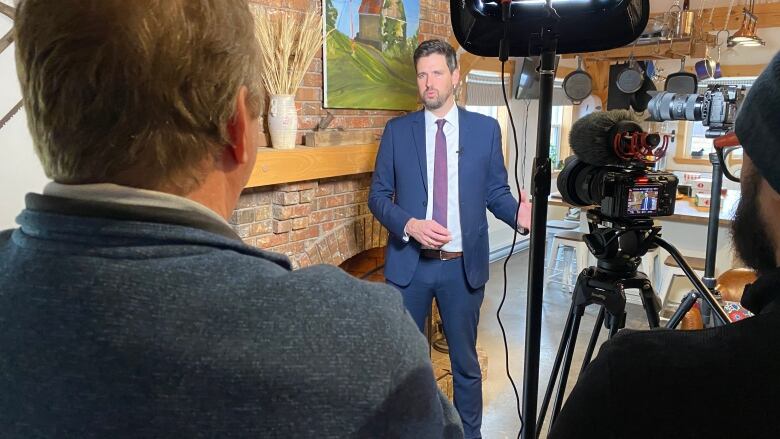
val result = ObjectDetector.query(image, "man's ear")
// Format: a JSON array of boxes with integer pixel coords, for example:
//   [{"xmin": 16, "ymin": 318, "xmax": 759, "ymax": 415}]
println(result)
[
  {"xmin": 227, "ymin": 86, "xmax": 251, "ymax": 165},
  {"xmin": 451, "ymin": 67, "xmax": 461, "ymax": 88}
]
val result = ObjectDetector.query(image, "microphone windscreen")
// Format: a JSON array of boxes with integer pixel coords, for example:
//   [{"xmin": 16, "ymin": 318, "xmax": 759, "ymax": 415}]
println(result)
[{"xmin": 568, "ymin": 110, "xmax": 639, "ymax": 166}]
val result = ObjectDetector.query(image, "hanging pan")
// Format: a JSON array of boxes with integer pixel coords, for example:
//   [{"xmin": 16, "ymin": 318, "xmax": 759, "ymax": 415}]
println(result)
[
  {"xmin": 631, "ymin": 65, "xmax": 657, "ymax": 113},
  {"xmin": 562, "ymin": 56, "xmax": 593, "ymax": 105},
  {"xmin": 617, "ymin": 51, "xmax": 644, "ymax": 94},
  {"xmin": 665, "ymin": 57, "xmax": 698, "ymax": 94}
]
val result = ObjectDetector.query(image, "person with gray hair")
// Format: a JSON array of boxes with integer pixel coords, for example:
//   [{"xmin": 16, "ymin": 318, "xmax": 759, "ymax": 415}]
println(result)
[
  {"xmin": 0, "ymin": 1, "xmax": 462, "ymax": 437},
  {"xmin": 549, "ymin": 51, "xmax": 780, "ymax": 439}
]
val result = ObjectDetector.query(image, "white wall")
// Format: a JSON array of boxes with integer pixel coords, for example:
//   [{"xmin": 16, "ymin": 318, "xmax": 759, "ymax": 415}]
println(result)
[{"xmin": 0, "ymin": 1, "xmax": 49, "ymax": 230}]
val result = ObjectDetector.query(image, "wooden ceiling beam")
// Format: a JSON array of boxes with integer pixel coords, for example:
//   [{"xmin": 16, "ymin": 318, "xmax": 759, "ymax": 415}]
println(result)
[{"xmin": 650, "ymin": 2, "xmax": 780, "ymax": 32}]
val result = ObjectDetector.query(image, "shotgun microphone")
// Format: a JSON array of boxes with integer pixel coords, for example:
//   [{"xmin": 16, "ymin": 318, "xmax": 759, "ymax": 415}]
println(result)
[
  {"xmin": 568, "ymin": 110, "xmax": 642, "ymax": 166},
  {"xmin": 569, "ymin": 110, "xmax": 670, "ymax": 165}
]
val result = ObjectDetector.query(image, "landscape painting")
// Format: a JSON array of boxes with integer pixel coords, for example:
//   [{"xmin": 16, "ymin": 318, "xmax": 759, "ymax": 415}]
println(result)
[{"xmin": 323, "ymin": 0, "xmax": 419, "ymax": 110}]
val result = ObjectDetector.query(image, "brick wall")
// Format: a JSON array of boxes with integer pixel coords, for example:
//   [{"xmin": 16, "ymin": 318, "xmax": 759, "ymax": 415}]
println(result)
[
  {"xmin": 238, "ymin": 0, "xmax": 452, "ymax": 267},
  {"xmin": 230, "ymin": 174, "xmax": 388, "ymax": 268},
  {"xmin": 248, "ymin": 0, "xmax": 453, "ymax": 146}
]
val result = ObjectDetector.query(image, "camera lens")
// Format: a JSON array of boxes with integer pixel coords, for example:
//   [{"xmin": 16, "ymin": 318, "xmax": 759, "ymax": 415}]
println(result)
[
  {"xmin": 647, "ymin": 91, "xmax": 704, "ymax": 122},
  {"xmin": 557, "ymin": 157, "xmax": 607, "ymax": 207}
]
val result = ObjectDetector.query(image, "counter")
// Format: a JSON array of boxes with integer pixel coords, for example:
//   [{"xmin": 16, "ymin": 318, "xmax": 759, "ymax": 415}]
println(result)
[
  {"xmin": 548, "ymin": 191, "xmax": 740, "ymax": 226},
  {"xmin": 547, "ymin": 191, "xmax": 741, "ymax": 276}
]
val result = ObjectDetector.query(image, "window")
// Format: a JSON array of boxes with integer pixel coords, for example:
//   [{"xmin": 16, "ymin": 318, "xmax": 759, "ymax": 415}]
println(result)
[
  {"xmin": 550, "ymin": 105, "xmax": 574, "ymax": 171},
  {"xmin": 676, "ymin": 119, "xmax": 743, "ymax": 164},
  {"xmin": 673, "ymin": 77, "xmax": 753, "ymax": 165},
  {"xmin": 550, "ymin": 105, "xmax": 564, "ymax": 170},
  {"xmin": 687, "ymin": 121, "xmax": 713, "ymax": 159},
  {"xmin": 466, "ymin": 105, "xmax": 509, "ymax": 165},
  {"xmin": 465, "ymin": 105, "xmax": 498, "ymax": 120},
  {"xmin": 464, "ymin": 70, "xmax": 514, "ymax": 166}
]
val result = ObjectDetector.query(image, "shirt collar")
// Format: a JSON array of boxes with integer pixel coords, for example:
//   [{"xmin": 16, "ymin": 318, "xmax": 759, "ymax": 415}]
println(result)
[
  {"xmin": 424, "ymin": 103, "xmax": 459, "ymax": 129},
  {"xmin": 43, "ymin": 182, "xmax": 230, "ymax": 227}
]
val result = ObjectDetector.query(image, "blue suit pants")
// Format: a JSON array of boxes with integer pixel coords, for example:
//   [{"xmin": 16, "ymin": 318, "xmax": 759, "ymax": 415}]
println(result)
[{"xmin": 388, "ymin": 256, "xmax": 484, "ymax": 439}]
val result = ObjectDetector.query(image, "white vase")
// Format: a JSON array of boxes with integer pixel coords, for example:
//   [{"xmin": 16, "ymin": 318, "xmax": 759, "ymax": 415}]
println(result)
[{"xmin": 268, "ymin": 94, "xmax": 298, "ymax": 149}]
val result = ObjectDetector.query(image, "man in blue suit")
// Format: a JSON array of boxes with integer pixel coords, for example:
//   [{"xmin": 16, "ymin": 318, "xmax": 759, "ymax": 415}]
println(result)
[
  {"xmin": 369, "ymin": 39, "xmax": 532, "ymax": 439},
  {"xmin": 640, "ymin": 193, "xmax": 655, "ymax": 211}
]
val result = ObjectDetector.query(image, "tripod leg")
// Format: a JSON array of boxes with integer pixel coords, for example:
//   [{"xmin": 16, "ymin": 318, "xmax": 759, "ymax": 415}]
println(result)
[
  {"xmin": 665, "ymin": 291, "xmax": 699, "ymax": 329},
  {"xmin": 638, "ymin": 283, "xmax": 661, "ymax": 328},
  {"xmin": 536, "ymin": 299, "xmax": 577, "ymax": 438},
  {"xmin": 606, "ymin": 311, "xmax": 625, "ymax": 339},
  {"xmin": 549, "ymin": 307, "xmax": 585, "ymax": 425},
  {"xmin": 580, "ymin": 306, "xmax": 606, "ymax": 374}
]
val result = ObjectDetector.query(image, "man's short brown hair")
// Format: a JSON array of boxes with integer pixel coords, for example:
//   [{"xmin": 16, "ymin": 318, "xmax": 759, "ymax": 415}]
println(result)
[
  {"xmin": 413, "ymin": 39, "xmax": 458, "ymax": 73},
  {"xmin": 15, "ymin": 0, "xmax": 262, "ymax": 193}
]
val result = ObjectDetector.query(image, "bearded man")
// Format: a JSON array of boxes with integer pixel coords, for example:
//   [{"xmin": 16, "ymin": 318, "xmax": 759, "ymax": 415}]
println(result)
[
  {"xmin": 548, "ymin": 51, "xmax": 780, "ymax": 439},
  {"xmin": 368, "ymin": 39, "xmax": 532, "ymax": 439}
]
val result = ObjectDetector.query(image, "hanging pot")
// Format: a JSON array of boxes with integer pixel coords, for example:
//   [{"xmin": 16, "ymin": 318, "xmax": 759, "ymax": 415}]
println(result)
[
  {"xmin": 562, "ymin": 56, "xmax": 593, "ymax": 105},
  {"xmin": 694, "ymin": 54, "xmax": 715, "ymax": 80},
  {"xmin": 267, "ymin": 94, "xmax": 298, "ymax": 149}
]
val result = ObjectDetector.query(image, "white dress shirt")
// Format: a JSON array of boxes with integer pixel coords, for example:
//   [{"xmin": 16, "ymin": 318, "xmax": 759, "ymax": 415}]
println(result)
[
  {"xmin": 423, "ymin": 104, "xmax": 462, "ymax": 252},
  {"xmin": 43, "ymin": 182, "xmax": 230, "ymax": 226}
]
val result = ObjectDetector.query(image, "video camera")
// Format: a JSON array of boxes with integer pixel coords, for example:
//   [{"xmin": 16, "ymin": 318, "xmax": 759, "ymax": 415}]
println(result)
[
  {"xmin": 646, "ymin": 85, "xmax": 746, "ymax": 138},
  {"xmin": 557, "ymin": 111, "xmax": 679, "ymax": 220}
]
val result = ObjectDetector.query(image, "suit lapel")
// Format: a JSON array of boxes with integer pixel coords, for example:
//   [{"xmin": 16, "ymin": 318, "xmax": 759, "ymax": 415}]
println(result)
[{"xmin": 411, "ymin": 110, "xmax": 428, "ymax": 196}]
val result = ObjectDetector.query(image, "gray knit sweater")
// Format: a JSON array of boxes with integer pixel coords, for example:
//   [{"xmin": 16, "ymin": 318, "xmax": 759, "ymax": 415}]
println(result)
[{"xmin": 0, "ymin": 193, "xmax": 463, "ymax": 438}]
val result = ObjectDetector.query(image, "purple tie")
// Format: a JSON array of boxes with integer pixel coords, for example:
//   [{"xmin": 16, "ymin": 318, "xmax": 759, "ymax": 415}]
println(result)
[{"xmin": 433, "ymin": 119, "xmax": 447, "ymax": 228}]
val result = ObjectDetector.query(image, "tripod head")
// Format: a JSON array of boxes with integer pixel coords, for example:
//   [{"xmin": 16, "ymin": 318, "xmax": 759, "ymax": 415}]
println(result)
[{"xmin": 582, "ymin": 209, "xmax": 662, "ymax": 277}]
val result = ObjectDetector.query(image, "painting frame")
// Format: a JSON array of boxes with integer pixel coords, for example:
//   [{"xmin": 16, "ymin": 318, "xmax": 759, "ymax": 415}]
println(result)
[{"xmin": 322, "ymin": 0, "xmax": 420, "ymax": 111}]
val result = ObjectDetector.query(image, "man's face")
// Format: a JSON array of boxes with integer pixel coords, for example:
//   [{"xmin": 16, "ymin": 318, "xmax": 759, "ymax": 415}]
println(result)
[
  {"xmin": 731, "ymin": 155, "xmax": 777, "ymax": 274},
  {"xmin": 416, "ymin": 53, "xmax": 459, "ymax": 112}
]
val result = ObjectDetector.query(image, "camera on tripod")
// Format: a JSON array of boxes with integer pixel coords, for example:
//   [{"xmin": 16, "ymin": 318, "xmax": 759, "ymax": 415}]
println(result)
[
  {"xmin": 557, "ymin": 160, "xmax": 678, "ymax": 219},
  {"xmin": 647, "ymin": 85, "xmax": 746, "ymax": 138},
  {"xmin": 556, "ymin": 111, "xmax": 679, "ymax": 221}
]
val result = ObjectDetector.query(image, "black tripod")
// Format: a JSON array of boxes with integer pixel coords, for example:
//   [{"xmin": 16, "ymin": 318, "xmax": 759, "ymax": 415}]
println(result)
[
  {"xmin": 536, "ymin": 211, "xmax": 732, "ymax": 435},
  {"xmin": 536, "ymin": 212, "xmax": 665, "ymax": 436}
]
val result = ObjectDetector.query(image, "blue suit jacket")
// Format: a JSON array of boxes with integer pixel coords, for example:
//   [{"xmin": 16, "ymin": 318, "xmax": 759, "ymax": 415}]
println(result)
[{"xmin": 368, "ymin": 107, "xmax": 519, "ymax": 290}]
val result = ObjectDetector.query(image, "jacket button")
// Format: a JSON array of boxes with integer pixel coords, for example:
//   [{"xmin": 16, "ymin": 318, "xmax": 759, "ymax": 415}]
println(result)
[{"xmin": 423, "ymin": 200, "xmax": 427, "ymax": 206}]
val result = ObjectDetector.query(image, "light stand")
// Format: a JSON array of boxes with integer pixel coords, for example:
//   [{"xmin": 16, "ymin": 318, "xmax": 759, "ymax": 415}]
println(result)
[
  {"xmin": 521, "ymin": 18, "xmax": 558, "ymax": 439},
  {"xmin": 450, "ymin": 2, "xmax": 650, "ymax": 436},
  {"xmin": 701, "ymin": 151, "xmax": 725, "ymax": 326},
  {"xmin": 665, "ymin": 149, "xmax": 732, "ymax": 329}
]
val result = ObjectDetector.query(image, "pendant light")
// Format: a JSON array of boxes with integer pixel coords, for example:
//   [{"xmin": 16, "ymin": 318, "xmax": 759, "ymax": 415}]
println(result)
[{"xmin": 728, "ymin": 0, "xmax": 766, "ymax": 47}]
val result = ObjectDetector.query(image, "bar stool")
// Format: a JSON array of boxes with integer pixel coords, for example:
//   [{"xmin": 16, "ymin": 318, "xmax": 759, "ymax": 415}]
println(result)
[
  {"xmin": 545, "ymin": 219, "xmax": 579, "ymax": 259},
  {"xmin": 657, "ymin": 254, "xmax": 706, "ymax": 311},
  {"xmin": 545, "ymin": 230, "xmax": 589, "ymax": 292}
]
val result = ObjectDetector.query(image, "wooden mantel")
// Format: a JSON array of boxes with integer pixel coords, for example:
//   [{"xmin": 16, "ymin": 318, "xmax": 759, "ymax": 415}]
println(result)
[{"xmin": 246, "ymin": 143, "xmax": 379, "ymax": 188}]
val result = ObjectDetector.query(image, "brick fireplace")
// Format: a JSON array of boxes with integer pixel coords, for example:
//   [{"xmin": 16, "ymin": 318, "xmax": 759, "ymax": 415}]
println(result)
[{"xmin": 229, "ymin": 173, "xmax": 388, "ymax": 269}]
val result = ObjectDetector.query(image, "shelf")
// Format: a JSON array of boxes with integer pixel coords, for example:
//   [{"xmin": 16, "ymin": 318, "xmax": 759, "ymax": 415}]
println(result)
[
  {"xmin": 246, "ymin": 143, "xmax": 379, "ymax": 188},
  {"xmin": 562, "ymin": 37, "xmax": 713, "ymax": 62}
]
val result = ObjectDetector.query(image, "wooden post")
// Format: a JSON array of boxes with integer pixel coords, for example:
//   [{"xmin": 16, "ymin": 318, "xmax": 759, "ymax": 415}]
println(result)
[{"xmin": 583, "ymin": 59, "xmax": 611, "ymax": 104}]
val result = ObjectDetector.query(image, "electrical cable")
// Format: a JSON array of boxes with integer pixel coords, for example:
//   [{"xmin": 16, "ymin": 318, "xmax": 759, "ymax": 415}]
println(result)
[
  {"xmin": 521, "ymin": 100, "xmax": 530, "ymax": 189},
  {"xmin": 498, "ymin": 59, "xmax": 524, "ymax": 439}
]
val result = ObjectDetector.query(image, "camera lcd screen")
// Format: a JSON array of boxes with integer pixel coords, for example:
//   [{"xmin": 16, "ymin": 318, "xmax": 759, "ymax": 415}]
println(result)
[{"xmin": 626, "ymin": 186, "xmax": 660, "ymax": 216}]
